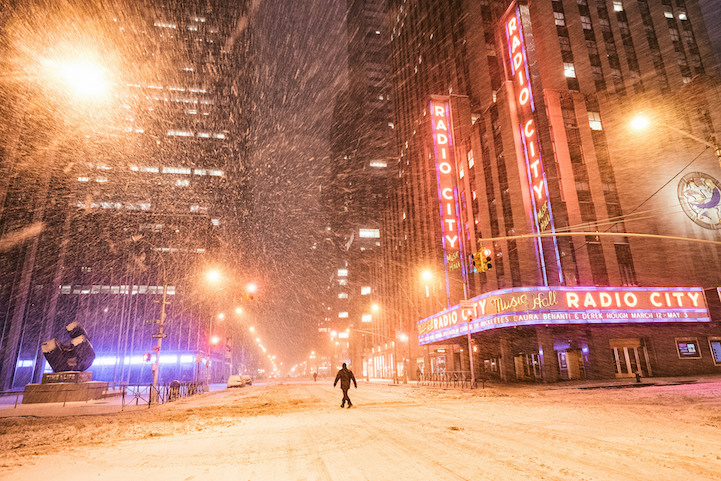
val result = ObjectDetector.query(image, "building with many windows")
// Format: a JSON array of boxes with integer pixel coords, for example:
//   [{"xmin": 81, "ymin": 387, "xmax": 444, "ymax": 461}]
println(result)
[
  {"xmin": 376, "ymin": 0, "xmax": 721, "ymax": 382},
  {"xmin": 0, "ymin": 0, "xmax": 254, "ymax": 390}
]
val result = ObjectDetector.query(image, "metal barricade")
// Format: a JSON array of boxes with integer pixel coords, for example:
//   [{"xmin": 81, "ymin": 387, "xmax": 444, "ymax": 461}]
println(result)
[
  {"xmin": 417, "ymin": 371, "xmax": 476, "ymax": 389},
  {"xmin": 121, "ymin": 381, "xmax": 206, "ymax": 410}
]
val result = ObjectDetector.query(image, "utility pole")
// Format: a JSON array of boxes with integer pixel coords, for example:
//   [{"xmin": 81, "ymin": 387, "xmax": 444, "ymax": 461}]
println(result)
[{"xmin": 151, "ymin": 283, "xmax": 168, "ymax": 403}]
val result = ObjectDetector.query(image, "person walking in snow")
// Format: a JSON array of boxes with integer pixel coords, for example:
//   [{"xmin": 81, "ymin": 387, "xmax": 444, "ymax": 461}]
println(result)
[{"xmin": 333, "ymin": 363, "xmax": 357, "ymax": 408}]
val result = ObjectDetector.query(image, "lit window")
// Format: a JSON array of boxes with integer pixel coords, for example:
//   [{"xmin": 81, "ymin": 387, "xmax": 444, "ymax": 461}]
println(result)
[
  {"xmin": 168, "ymin": 129, "xmax": 193, "ymax": 137},
  {"xmin": 338, "ymin": 312, "xmax": 349, "ymax": 318},
  {"xmin": 140, "ymin": 166, "xmax": 159, "ymax": 173},
  {"xmin": 580, "ymin": 16, "xmax": 592, "ymax": 30},
  {"xmin": 194, "ymin": 169, "xmax": 207, "ymax": 175},
  {"xmin": 361, "ymin": 286, "xmax": 371, "ymax": 295},
  {"xmin": 564, "ymin": 63, "xmax": 576, "ymax": 78},
  {"xmin": 359, "ymin": 228, "xmax": 380, "ymax": 238},
  {"xmin": 78, "ymin": 177, "xmax": 89, "ymax": 182},
  {"xmin": 154, "ymin": 21, "xmax": 177, "ymax": 29},
  {"xmin": 459, "ymin": 167, "xmax": 464, "ymax": 179},
  {"xmin": 337, "ymin": 269, "xmax": 348, "ymax": 277},
  {"xmin": 554, "ymin": 12, "xmax": 565, "ymax": 26},
  {"xmin": 338, "ymin": 292, "xmax": 349, "ymax": 299},
  {"xmin": 212, "ymin": 133, "xmax": 226, "ymax": 139},
  {"xmin": 208, "ymin": 170, "xmax": 223, "ymax": 176},
  {"xmin": 664, "ymin": 11, "xmax": 673, "ymax": 19},
  {"xmin": 163, "ymin": 167, "xmax": 192, "ymax": 174},
  {"xmin": 362, "ymin": 314, "xmax": 372, "ymax": 323},
  {"xmin": 370, "ymin": 160, "xmax": 387, "ymax": 168},
  {"xmin": 338, "ymin": 279, "xmax": 347, "ymax": 286},
  {"xmin": 96, "ymin": 177, "xmax": 108, "ymax": 183},
  {"xmin": 175, "ymin": 179, "xmax": 190, "ymax": 187},
  {"xmin": 188, "ymin": 25, "xmax": 198, "ymax": 31},
  {"xmin": 211, "ymin": 219, "xmax": 220, "ymax": 226},
  {"xmin": 588, "ymin": 111, "xmax": 603, "ymax": 131},
  {"xmin": 467, "ymin": 151, "xmax": 474, "ymax": 168},
  {"xmin": 613, "ymin": 1, "xmax": 623, "ymax": 12},
  {"xmin": 197, "ymin": 132, "xmax": 211, "ymax": 138}
]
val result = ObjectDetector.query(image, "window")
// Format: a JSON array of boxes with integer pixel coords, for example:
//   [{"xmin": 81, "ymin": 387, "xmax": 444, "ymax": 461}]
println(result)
[
  {"xmin": 361, "ymin": 286, "xmax": 371, "ymax": 295},
  {"xmin": 338, "ymin": 312, "xmax": 349, "ymax": 318},
  {"xmin": 675, "ymin": 338, "xmax": 701, "ymax": 359},
  {"xmin": 359, "ymin": 228, "xmax": 380, "ymax": 238},
  {"xmin": 163, "ymin": 167, "xmax": 192, "ymax": 174},
  {"xmin": 709, "ymin": 338, "xmax": 721, "ymax": 366},
  {"xmin": 581, "ymin": 16, "xmax": 592, "ymax": 30},
  {"xmin": 613, "ymin": 1, "xmax": 623, "ymax": 12},
  {"xmin": 467, "ymin": 151, "xmax": 474, "ymax": 168},
  {"xmin": 554, "ymin": 12, "xmax": 566, "ymax": 26},
  {"xmin": 564, "ymin": 63, "xmax": 577, "ymax": 78},
  {"xmin": 588, "ymin": 111, "xmax": 603, "ymax": 130},
  {"xmin": 337, "ymin": 269, "xmax": 348, "ymax": 277},
  {"xmin": 370, "ymin": 160, "xmax": 387, "ymax": 168},
  {"xmin": 338, "ymin": 292, "xmax": 348, "ymax": 299},
  {"xmin": 362, "ymin": 314, "xmax": 372, "ymax": 323}
]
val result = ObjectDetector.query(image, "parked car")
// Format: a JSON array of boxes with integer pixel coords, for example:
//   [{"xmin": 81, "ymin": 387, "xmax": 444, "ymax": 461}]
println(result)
[
  {"xmin": 227, "ymin": 375, "xmax": 246, "ymax": 388},
  {"xmin": 227, "ymin": 374, "xmax": 253, "ymax": 388}
]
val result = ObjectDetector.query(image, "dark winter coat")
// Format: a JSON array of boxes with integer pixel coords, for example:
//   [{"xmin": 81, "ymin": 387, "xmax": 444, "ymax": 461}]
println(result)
[{"xmin": 333, "ymin": 367, "xmax": 357, "ymax": 390}]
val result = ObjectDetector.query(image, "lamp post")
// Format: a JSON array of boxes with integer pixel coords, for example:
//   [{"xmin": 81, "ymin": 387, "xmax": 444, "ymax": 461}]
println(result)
[
  {"xmin": 130, "ymin": 236, "xmax": 168, "ymax": 402},
  {"xmin": 630, "ymin": 114, "xmax": 721, "ymax": 167}
]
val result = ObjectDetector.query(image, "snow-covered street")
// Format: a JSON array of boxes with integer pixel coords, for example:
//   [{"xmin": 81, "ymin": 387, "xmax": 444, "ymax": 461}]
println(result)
[{"xmin": 2, "ymin": 378, "xmax": 721, "ymax": 480}]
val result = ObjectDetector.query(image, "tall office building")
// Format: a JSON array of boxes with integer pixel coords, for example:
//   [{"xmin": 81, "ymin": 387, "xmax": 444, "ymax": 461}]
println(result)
[
  {"xmin": 377, "ymin": 0, "xmax": 721, "ymax": 382},
  {"xmin": 0, "ymin": 0, "xmax": 253, "ymax": 390},
  {"xmin": 322, "ymin": 0, "xmax": 396, "ymax": 376}
]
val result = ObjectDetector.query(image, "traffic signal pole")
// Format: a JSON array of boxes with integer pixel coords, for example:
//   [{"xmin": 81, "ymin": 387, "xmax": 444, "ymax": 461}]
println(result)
[{"xmin": 151, "ymin": 284, "xmax": 168, "ymax": 403}]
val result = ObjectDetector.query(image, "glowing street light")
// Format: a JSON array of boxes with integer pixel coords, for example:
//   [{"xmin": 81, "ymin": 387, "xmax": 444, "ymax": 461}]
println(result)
[
  {"xmin": 235, "ymin": 307, "xmax": 243, "ymax": 315},
  {"xmin": 217, "ymin": 313, "xmax": 225, "ymax": 320},
  {"xmin": 630, "ymin": 112, "xmax": 721, "ymax": 166},
  {"xmin": 249, "ymin": 326, "xmax": 255, "ymax": 332},
  {"xmin": 371, "ymin": 303, "xmax": 380, "ymax": 313},
  {"xmin": 206, "ymin": 269, "xmax": 222, "ymax": 284},
  {"xmin": 210, "ymin": 335, "xmax": 221, "ymax": 345},
  {"xmin": 630, "ymin": 114, "xmax": 650, "ymax": 131},
  {"xmin": 421, "ymin": 270, "xmax": 433, "ymax": 283}
]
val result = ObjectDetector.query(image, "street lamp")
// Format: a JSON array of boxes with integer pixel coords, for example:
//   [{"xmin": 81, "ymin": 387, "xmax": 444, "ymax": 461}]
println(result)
[
  {"xmin": 130, "ymin": 237, "xmax": 168, "ymax": 402},
  {"xmin": 630, "ymin": 113, "xmax": 721, "ymax": 166}
]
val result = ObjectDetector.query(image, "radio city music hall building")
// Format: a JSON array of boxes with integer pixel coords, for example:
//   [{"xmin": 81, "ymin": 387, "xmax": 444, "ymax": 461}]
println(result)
[{"xmin": 373, "ymin": 0, "xmax": 721, "ymax": 382}]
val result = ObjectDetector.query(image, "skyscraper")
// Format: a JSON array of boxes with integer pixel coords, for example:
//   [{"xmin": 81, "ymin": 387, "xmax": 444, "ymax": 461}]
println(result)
[
  {"xmin": 0, "ymin": 0, "xmax": 254, "ymax": 390},
  {"xmin": 322, "ymin": 0, "xmax": 396, "ymax": 375}
]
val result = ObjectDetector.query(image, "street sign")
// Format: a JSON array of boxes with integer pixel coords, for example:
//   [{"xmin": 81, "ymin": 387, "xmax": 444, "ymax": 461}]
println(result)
[{"xmin": 152, "ymin": 333, "xmax": 167, "ymax": 339}]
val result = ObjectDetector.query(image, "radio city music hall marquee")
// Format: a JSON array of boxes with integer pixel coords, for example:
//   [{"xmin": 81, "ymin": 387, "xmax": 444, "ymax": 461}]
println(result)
[
  {"xmin": 430, "ymin": 96, "xmax": 463, "ymax": 273},
  {"xmin": 417, "ymin": 286, "xmax": 710, "ymax": 345}
]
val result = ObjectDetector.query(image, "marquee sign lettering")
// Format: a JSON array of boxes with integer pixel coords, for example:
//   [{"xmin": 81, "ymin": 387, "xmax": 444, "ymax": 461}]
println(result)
[
  {"xmin": 417, "ymin": 286, "xmax": 710, "ymax": 344},
  {"xmin": 430, "ymin": 96, "xmax": 462, "ymax": 273},
  {"xmin": 503, "ymin": 2, "xmax": 562, "ymax": 284}
]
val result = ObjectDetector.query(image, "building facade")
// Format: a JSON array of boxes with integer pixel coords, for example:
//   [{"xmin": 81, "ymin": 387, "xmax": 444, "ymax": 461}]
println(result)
[
  {"xmin": 0, "ymin": 0, "xmax": 254, "ymax": 390},
  {"xmin": 377, "ymin": 0, "xmax": 721, "ymax": 382}
]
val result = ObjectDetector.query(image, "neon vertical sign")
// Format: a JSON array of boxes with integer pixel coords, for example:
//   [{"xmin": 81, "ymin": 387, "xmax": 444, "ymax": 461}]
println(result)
[
  {"xmin": 503, "ymin": 2, "xmax": 562, "ymax": 285},
  {"xmin": 430, "ymin": 96, "xmax": 464, "ymax": 303}
]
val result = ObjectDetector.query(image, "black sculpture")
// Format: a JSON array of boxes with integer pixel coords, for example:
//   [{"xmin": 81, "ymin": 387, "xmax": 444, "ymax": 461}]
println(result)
[{"xmin": 42, "ymin": 322, "xmax": 96, "ymax": 372}]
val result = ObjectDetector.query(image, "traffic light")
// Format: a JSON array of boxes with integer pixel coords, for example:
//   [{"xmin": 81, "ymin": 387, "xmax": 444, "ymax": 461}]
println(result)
[
  {"xmin": 143, "ymin": 352, "xmax": 152, "ymax": 362},
  {"xmin": 470, "ymin": 253, "xmax": 479, "ymax": 273},
  {"xmin": 482, "ymin": 247, "xmax": 493, "ymax": 271}
]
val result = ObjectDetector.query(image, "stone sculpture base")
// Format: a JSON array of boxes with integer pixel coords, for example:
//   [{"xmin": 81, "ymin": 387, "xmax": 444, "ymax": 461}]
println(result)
[{"xmin": 22, "ymin": 371, "xmax": 107, "ymax": 404}]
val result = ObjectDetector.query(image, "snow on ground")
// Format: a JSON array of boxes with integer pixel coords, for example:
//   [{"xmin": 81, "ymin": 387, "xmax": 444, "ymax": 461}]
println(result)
[{"xmin": 1, "ymin": 377, "xmax": 721, "ymax": 480}]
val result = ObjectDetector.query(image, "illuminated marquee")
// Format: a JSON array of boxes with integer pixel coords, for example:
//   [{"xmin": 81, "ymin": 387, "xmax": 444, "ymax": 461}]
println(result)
[
  {"xmin": 430, "ymin": 96, "xmax": 462, "ymax": 272},
  {"xmin": 503, "ymin": 2, "xmax": 561, "ymax": 283},
  {"xmin": 417, "ymin": 286, "xmax": 710, "ymax": 345}
]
